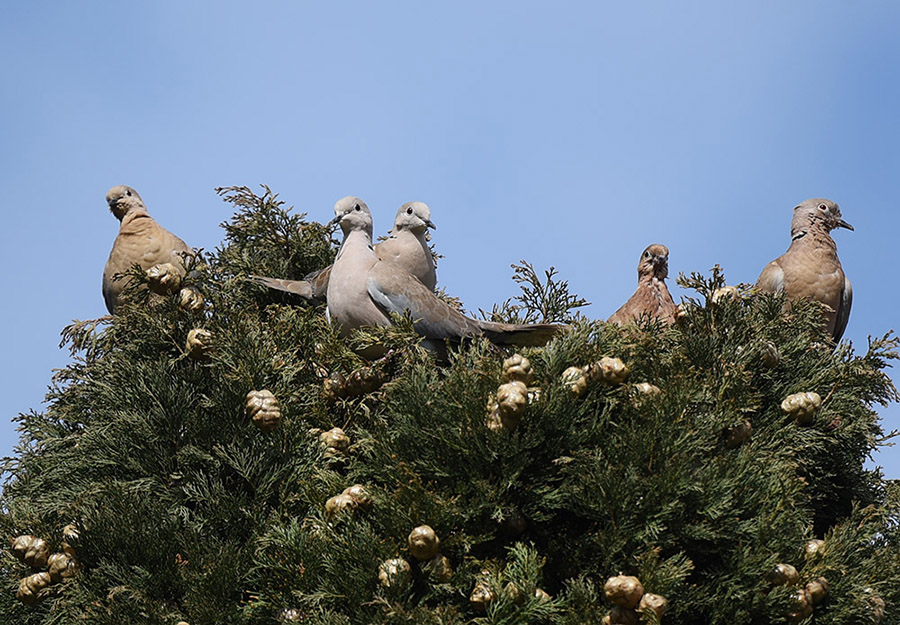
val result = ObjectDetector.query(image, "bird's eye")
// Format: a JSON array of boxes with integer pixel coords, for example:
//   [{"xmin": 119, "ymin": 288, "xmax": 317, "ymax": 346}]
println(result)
[
  {"xmin": 818, "ymin": 203, "xmax": 827, "ymax": 211},
  {"xmin": 125, "ymin": 190, "xmax": 132, "ymax": 197},
  {"xmin": 354, "ymin": 204, "xmax": 361, "ymax": 211},
  {"xmin": 406, "ymin": 207, "xmax": 413, "ymax": 215},
  {"xmin": 643, "ymin": 251, "xmax": 650, "ymax": 258}
]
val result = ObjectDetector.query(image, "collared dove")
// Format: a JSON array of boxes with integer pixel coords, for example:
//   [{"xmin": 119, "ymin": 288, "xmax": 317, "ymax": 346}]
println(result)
[
  {"xmin": 248, "ymin": 201, "xmax": 437, "ymax": 302},
  {"xmin": 607, "ymin": 244, "xmax": 677, "ymax": 326},
  {"xmin": 755, "ymin": 198, "xmax": 853, "ymax": 343},
  {"xmin": 102, "ymin": 185, "xmax": 193, "ymax": 314},
  {"xmin": 325, "ymin": 196, "xmax": 563, "ymax": 356}
]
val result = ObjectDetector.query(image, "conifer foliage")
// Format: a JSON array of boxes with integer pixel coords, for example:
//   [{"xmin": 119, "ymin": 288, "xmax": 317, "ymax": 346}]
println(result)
[{"xmin": 2, "ymin": 187, "xmax": 899, "ymax": 624}]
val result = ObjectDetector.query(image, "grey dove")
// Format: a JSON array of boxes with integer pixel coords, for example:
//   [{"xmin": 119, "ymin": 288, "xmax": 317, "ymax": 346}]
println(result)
[
  {"xmin": 607, "ymin": 244, "xmax": 678, "ymax": 326},
  {"xmin": 102, "ymin": 185, "xmax": 193, "ymax": 314},
  {"xmin": 325, "ymin": 196, "xmax": 563, "ymax": 357},
  {"xmin": 248, "ymin": 201, "xmax": 437, "ymax": 302},
  {"xmin": 755, "ymin": 198, "xmax": 853, "ymax": 343}
]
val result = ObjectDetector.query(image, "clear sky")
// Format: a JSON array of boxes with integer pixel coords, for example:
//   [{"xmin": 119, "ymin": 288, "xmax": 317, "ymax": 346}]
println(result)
[{"xmin": 2, "ymin": 3, "xmax": 899, "ymax": 476}]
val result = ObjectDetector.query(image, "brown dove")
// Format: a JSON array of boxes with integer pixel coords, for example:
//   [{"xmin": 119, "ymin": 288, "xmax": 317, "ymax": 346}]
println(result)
[
  {"xmin": 102, "ymin": 185, "xmax": 193, "ymax": 313},
  {"xmin": 325, "ymin": 196, "xmax": 563, "ymax": 358},
  {"xmin": 755, "ymin": 198, "xmax": 853, "ymax": 342},
  {"xmin": 607, "ymin": 244, "xmax": 677, "ymax": 326},
  {"xmin": 248, "ymin": 200, "xmax": 437, "ymax": 302}
]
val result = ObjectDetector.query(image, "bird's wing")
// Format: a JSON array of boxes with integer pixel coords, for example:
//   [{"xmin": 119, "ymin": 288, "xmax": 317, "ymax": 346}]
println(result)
[
  {"xmin": 833, "ymin": 275, "xmax": 852, "ymax": 343},
  {"xmin": 366, "ymin": 263, "xmax": 480, "ymax": 340}
]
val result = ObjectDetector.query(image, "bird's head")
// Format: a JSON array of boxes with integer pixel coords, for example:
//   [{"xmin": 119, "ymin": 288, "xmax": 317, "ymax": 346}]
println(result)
[
  {"xmin": 391, "ymin": 201, "xmax": 436, "ymax": 234},
  {"xmin": 106, "ymin": 185, "xmax": 145, "ymax": 221},
  {"xmin": 791, "ymin": 199, "xmax": 853, "ymax": 238},
  {"xmin": 638, "ymin": 243, "xmax": 669, "ymax": 280},
  {"xmin": 329, "ymin": 196, "xmax": 372, "ymax": 235}
]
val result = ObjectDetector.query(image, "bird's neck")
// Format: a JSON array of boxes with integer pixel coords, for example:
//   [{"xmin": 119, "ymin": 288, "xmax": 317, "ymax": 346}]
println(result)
[
  {"xmin": 397, "ymin": 227, "xmax": 430, "ymax": 247},
  {"xmin": 790, "ymin": 228, "xmax": 838, "ymax": 255},
  {"xmin": 392, "ymin": 225, "xmax": 427, "ymax": 239},
  {"xmin": 335, "ymin": 228, "xmax": 375, "ymax": 262},
  {"xmin": 638, "ymin": 272, "xmax": 665, "ymax": 286},
  {"xmin": 788, "ymin": 228, "xmax": 838, "ymax": 262},
  {"xmin": 119, "ymin": 209, "xmax": 153, "ymax": 230},
  {"xmin": 790, "ymin": 215, "xmax": 832, "ymax": 240}
]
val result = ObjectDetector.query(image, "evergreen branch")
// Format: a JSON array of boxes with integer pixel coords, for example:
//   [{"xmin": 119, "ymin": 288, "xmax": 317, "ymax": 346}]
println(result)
[{"xmin": 483, "ymin": 260, "xmax": 588, "ymax": 324}]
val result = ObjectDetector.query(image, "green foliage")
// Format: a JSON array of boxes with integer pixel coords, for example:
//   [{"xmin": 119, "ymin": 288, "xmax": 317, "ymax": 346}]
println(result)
[
  {"xmin": 484, "ymin": 261, "xmax": 589, "ymax": 324},
  {"xmin": 215, "ymin": 184, "xmax": 336, "ymax": 285},
  {"xmin": 1, "ymin": 187, "xmax": 898, "ymax": 624}
]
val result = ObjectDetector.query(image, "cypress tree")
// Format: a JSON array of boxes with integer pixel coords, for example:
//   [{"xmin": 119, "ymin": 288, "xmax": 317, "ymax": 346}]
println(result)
[{"xmin": 2, "ymin": 186, "xmax": 898, "ymax": 624}]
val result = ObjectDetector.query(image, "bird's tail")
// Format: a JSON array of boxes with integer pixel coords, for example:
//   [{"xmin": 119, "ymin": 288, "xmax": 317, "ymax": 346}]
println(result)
[
  {"xmin": 475, "ymin": 320, "xmax": 568, "ymax": 347},
  {"xmin": 246, "ymin": 275, "xmax": 315, "ymax": 300},
  {"xmin": 302, "ymin": 266, "xmax": 332, "ymax": 301}
]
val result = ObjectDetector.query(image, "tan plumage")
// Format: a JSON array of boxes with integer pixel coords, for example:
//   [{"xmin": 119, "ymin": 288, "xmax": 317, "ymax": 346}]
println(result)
[
  {"xmin": 375, "ymin": 201, "xmax": 438, "ymax": 290},
  {"xmin": 248, "ymin": 201, "xmax": 437, "ymax": 303},
  {"xmin": 102, "ymin": 185, "xmax": 193, "ymax": 314},
  {"xmin": 325, "ymin": 197, "xmax": 564, "ymax": 358},
  {"xmin": 607, "ymin": 244, "xmax": 677, "ymax": 326},
  {"xmin": 755, "ymin": 198, "xmax": 853, "ymax": 343},
  {"xmin": 245, "ymin": 273, "xmax": 322, "ymax": 300}
]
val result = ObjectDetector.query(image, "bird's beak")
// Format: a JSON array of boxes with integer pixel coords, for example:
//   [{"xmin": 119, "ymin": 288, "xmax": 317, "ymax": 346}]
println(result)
[
  {"xmin": 838, "ymin": 219, "xmax": 854, "ymax": 231},
  {"xmin": 425, "ymin": 219, "xmax": 437, "ymax": 230},
  {"xmin": 328, "ymin": 214, "xmax": 343, "ymax": 228}
]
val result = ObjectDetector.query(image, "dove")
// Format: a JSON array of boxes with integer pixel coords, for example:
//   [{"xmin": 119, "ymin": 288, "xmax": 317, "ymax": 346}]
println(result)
[
  {"xmin": 755, "ymin": 198, "xmax": 853, "ymax": 343},
  {"xmin": 325, "ymin": 196, "xmax": 563, "ymax": 357},
  {"xmin": 248, "ymin": 200, "xmax": 437, "ymax": 302},
  {"xmin": 374, "ymin": 201, "xmax": 438, "ymax": 290},
  {"xmin": 102, "ymin": 185, "xmax": 193, "ymax": 314},
  {"xmin": 607, "ymin": 244, "xmax": 677, "ymax": 326}
]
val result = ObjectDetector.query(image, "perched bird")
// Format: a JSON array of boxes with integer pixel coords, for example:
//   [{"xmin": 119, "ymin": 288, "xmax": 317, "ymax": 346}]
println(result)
[
  {"xmin": 607, "ymin": 244, "xmax": 677, "ymax": 326},
  {"xmin": 248, "ymin": 201, "xmax": 437, "ymax": 302},
  {"xmin": 374, "ymin": 201, "xmax": 438, "ymax": 290},
  {"xmin": 325, "ymin": 196, "xmax": 563, "ymax": 357},
  {"xmin": 102, "ymin": 185, "xmax": 193, "ymax": 314},
  {"xmin": 756, "ymin": 198, "xmax": 853, "ymax": 343}
]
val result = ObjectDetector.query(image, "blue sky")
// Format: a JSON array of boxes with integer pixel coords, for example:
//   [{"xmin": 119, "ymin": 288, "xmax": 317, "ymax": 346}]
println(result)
[{"xmin": 2, "ymin": 3, "xmax": 899, "ymax": 476}]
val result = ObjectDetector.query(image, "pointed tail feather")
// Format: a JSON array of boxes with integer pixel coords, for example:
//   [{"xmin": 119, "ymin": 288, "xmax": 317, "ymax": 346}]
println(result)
[
  {"xmin": 302, "ymin": 265, "xmax": 332, "ymax": 301},
  {"xmin": 475, "ymin": 320, "xmax": 568, "ymax": 347},
  {"xmin": 246, "ymin": 275, "xmax": 315, "ymax": 300}
]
